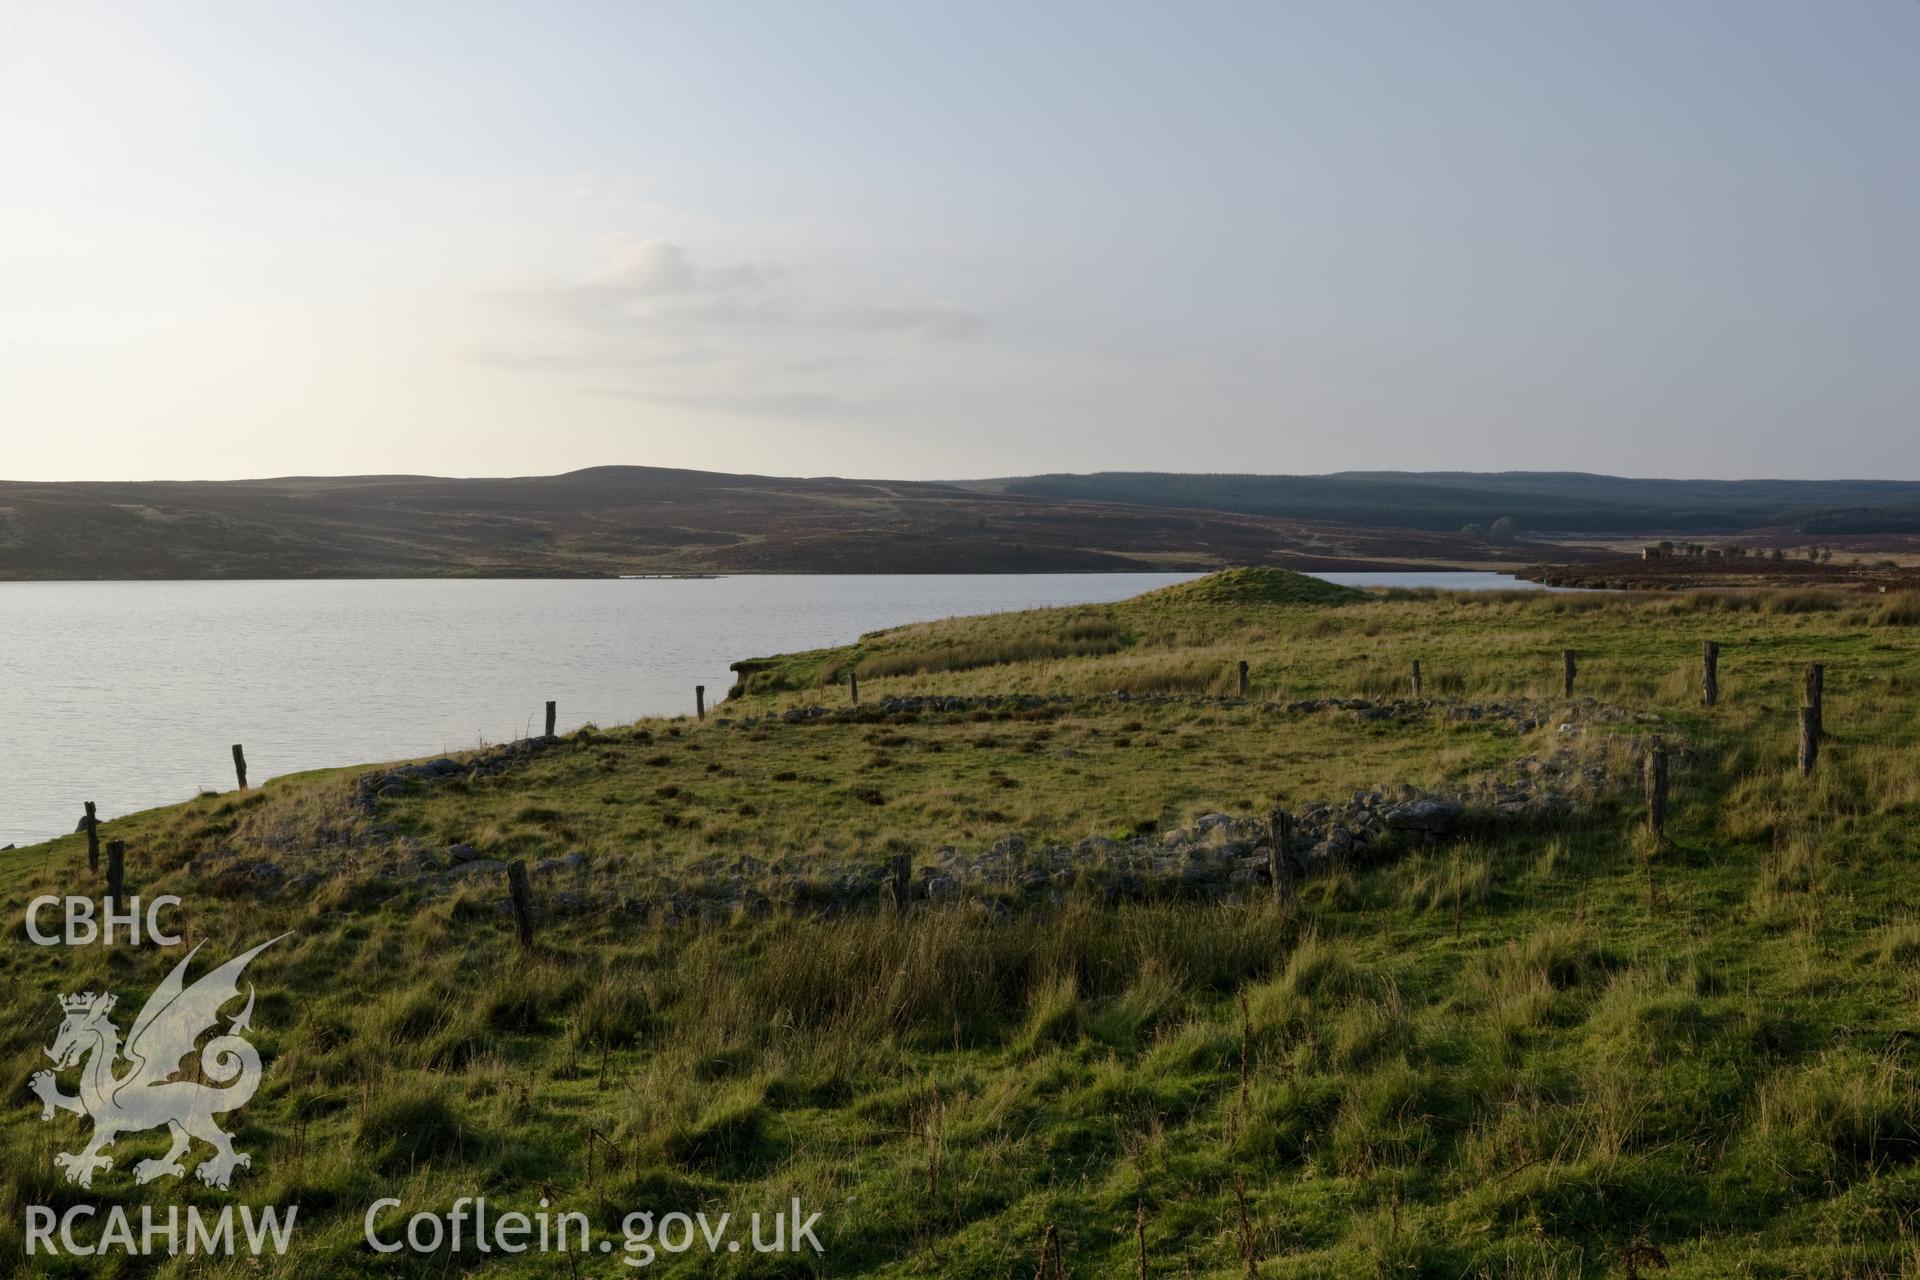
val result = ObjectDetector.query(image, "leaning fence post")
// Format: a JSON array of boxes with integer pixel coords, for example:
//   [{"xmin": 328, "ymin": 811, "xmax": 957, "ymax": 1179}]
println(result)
[
  {"xmin": 1803, "ymin": 663, "xmax": 1824, "ymax": 741},
  {"xmin": 889, "ymin": 853, "xmax": 912, "ymax": 914},
  {"xmin": 1798, "ymin": 707, "xmax": 1819, "ymax": 776},
  {"xmin": 106, "ymin": 840, "xmax": 125, "ymax": 907},
  {"xmin": 1562, "ymin": 649, "xmax": 1576, "ymax": 699},
  {"xmin": 695, "ymin": 685, "xmax": 706, "ymax": 721},
  {"xmin": 850, "ymin": 671, "xmax": 859, "ymax": 705},
  {"xmin": 231, "ymin": 744, "xmax": 248, "ymax": 790},
  {"xmin": 544, "ymin": 700, "xmax": 557, "ymax": 737},
  {"xmin": 1267, "ymin": 809, "xmax": 1294, "ymax": 906},
  {"xmin": 1237, "ymin": 660, "xmax": 1249, "ymax": 699},
  {"xmin": 84, "ymin": 801, "xmax": 99, "ymax": 873},
  {"xmin": 506, "ymin": 860, "xmax": 535, "ymax": 947},
  {"xmin": 1644, "ymin": 741, "xmax": 1668, "ymax": 842},
  {"xmin": 1411, "ymin": 659, "xmax": 1423, "ymax": 698},
  {"xmin": 1702, "ymin": 642, "xmax": 1720, "ymax": 707}
]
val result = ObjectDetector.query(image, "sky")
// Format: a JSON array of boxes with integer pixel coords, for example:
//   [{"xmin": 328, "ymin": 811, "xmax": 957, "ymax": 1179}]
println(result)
[{"xmin": 1, "ymin": 2, "xmax": 1916, "ymax": 483}]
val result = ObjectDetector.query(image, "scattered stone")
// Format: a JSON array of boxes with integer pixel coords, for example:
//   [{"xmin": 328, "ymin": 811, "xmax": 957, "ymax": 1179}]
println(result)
[{"xmin": 195, "ymin": 685, "xmax": 1650, "ymax": 924}]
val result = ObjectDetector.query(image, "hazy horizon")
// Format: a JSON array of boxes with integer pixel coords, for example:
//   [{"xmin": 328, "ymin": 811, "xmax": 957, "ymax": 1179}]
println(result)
[
  {"xmin": 12, "ymin": 464, "xmax": 1920, "ymax": 488},
  {"xmin": 5, "ymin": 3, "xmax": 1917, "ymax": 484}
]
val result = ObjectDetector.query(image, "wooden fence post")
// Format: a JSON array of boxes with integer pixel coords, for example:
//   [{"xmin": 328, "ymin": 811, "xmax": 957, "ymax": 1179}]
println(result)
[
  {"xmin": 1267, "ymin": 809, "xmax": 1294, "ymax": 906},
  {"xmin": 850, "ymin": 671, "xmax": 859, "ymax": 705},
  {"xmin": 695, "ymin": 685, "xmax": 706, "ymax": 721},
  {"xmin": 506, "ymin": 860, "xmax": 535, "ymax": 947},
  {"xmin": 1562, "ymin": 649, "xmax": 1577, "ymax": 699},
  {"xmin": 106, "ymin": 839, "xmax": 125, "ymax": 907},
  {"xmin": 84, "ymin": 801, "xmax": 99, "ymax": 873},
  {"xmin": 890, "ymin": 853, "xmax": 912, "ymax": 914},
  {"xmin": 1037, "ymin": 1223, "xmax": 1065, "ymax": 1280},
  {"xmin": 1798, "ymin": 707, "xmax": 1819, "ymax": 776},
  {"xmin": 231, "ymin": 744, "xmax": 248, "ymax": 791},
  {"xmin": 544, "ymin": 700, "xmax": 557, "ymax": 737},
  {"xmin": 1803, "ymin": 663, "xmax": 1824, "ymax": 741},
  {"xmin": 1644, "ymin": 741, "xmax": 1668, "ymax": 842},
  {"xmin": 1411, "ymin": 659, "xmax": 1423, "ymax": 698},
  {"xmin": 1237, "ymin": 660, "xmax": 1249, "ymax": 698},
  {"xmin": 1702, "ymin": 641, "xmax": 1720, "ymax": 707}
]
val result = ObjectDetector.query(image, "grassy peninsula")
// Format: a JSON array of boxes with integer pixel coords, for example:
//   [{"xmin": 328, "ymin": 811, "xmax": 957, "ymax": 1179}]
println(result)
[{"xmin": 6, "ymin": 570, "xmax": 1920, "ymax": 1276}]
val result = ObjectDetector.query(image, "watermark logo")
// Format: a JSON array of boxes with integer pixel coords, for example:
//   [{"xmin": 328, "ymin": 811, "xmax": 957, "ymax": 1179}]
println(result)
[
  {"xmin": 26, "ymin": 894, "xmax": 183, "ymax": 946},
  {"xmin": 29, "ymin": 935, "xmax": 285, "ymax": 1190}
]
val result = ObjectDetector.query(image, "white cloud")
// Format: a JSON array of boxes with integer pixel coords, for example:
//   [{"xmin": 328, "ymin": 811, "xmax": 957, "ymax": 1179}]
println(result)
[
  {"xmin": 585, "ymin": 239, "xmax": 704, "ymax": 293},
  {"xmin": 479, "ymin": 238, "xmax": 981, "ymax": 417}
]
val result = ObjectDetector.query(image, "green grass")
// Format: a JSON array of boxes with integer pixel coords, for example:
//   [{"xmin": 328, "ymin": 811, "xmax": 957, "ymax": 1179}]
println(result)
[
  {"xmin": 1132, "ymin": 566, "xmax": 1368, "ymax": 608},
  {"xmin": 5, "ymin": 573, "xmax": 1920, "ymax": 1276}
]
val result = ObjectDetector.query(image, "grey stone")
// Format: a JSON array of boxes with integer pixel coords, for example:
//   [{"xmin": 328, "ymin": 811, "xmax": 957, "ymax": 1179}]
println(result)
[
  {"xmin": 1383, "ymin": 798, "xmax": 1464, "ymax": 834},
  {"xmin": 445, "ymin": 858, "xmax": 508, "ymax": 879}
]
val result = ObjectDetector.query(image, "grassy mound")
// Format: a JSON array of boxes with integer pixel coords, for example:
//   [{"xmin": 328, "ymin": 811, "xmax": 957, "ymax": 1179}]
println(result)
[
  {"xmin": 732, "ymin": 568, "xmax": 1360, "ymax": 699},
  {"xmin": 1135, "ymin": 566, "xmax": 1364, "ymax": 608}
]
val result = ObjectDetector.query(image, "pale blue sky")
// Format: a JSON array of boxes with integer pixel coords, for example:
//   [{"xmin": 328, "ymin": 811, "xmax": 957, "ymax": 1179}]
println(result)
[{"xmin": 2, "ymin": 2, "xmax": 1915, "ymax": 481}]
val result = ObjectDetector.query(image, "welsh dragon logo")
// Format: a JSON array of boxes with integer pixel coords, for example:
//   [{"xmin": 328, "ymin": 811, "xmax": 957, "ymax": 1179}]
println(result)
[{"xmin": 29, "ymin": 936, "xmax": 285, "ymax": 1190}]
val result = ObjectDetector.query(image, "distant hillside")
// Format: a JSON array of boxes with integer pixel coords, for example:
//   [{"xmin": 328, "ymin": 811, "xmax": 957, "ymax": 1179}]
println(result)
[
  {"xmin": 992, "ymin": 471, "xmax": 1920, "ymax": 535},
  {"xmin": 0, "ymin": 467, "xmax": 1556, "ymax": 580},
  {"xmin": 27, "ymin": 464, "xmax": 1908, "ymax": 581}
]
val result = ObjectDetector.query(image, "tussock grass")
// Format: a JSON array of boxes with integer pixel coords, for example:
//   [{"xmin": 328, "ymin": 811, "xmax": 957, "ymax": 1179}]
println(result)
[
  {"xmin": 1397, "ymin": 848, "xmax": 1493, "ymax": 913},
  {"xmin": 1873, "ymin": 590, "xmax": 1920, "ymax": 627},
  {"xmin": 1740, "ymin": 1050, "xmax": 1920, "ymax": 1186}
]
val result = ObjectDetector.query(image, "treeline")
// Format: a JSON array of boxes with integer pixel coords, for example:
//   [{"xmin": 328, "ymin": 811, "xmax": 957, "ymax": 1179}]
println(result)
[{"xmin": 998, "ymin": 472, "xmax": 1920, "ymax": 535}]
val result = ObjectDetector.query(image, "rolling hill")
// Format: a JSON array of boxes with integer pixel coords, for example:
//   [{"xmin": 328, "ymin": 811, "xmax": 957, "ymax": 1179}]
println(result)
[
  {"xmin": 0, "ymin": 467, "xmax": 1563, "ymax": 580},
  {"xmin": 992, "ymin": 470, "xmax": 1920, "ymax": 535}
]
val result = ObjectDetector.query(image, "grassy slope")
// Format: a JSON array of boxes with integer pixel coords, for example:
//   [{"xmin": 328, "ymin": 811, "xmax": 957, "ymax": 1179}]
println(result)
[{"xmin": 5, "ymin": 572, "xmax": 1920, "ymax": 1276}]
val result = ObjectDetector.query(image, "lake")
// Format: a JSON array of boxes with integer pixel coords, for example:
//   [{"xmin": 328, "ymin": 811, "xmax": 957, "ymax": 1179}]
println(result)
[{"xmin": 0, "ymin": 571, "xmax": 1547, "ymax": 847}]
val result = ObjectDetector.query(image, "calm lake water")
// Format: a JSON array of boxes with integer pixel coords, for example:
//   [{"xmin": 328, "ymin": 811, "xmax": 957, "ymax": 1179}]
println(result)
[{"xmin": 0, "ymin": 571, "xmax": 1546, "ymax": 847}]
